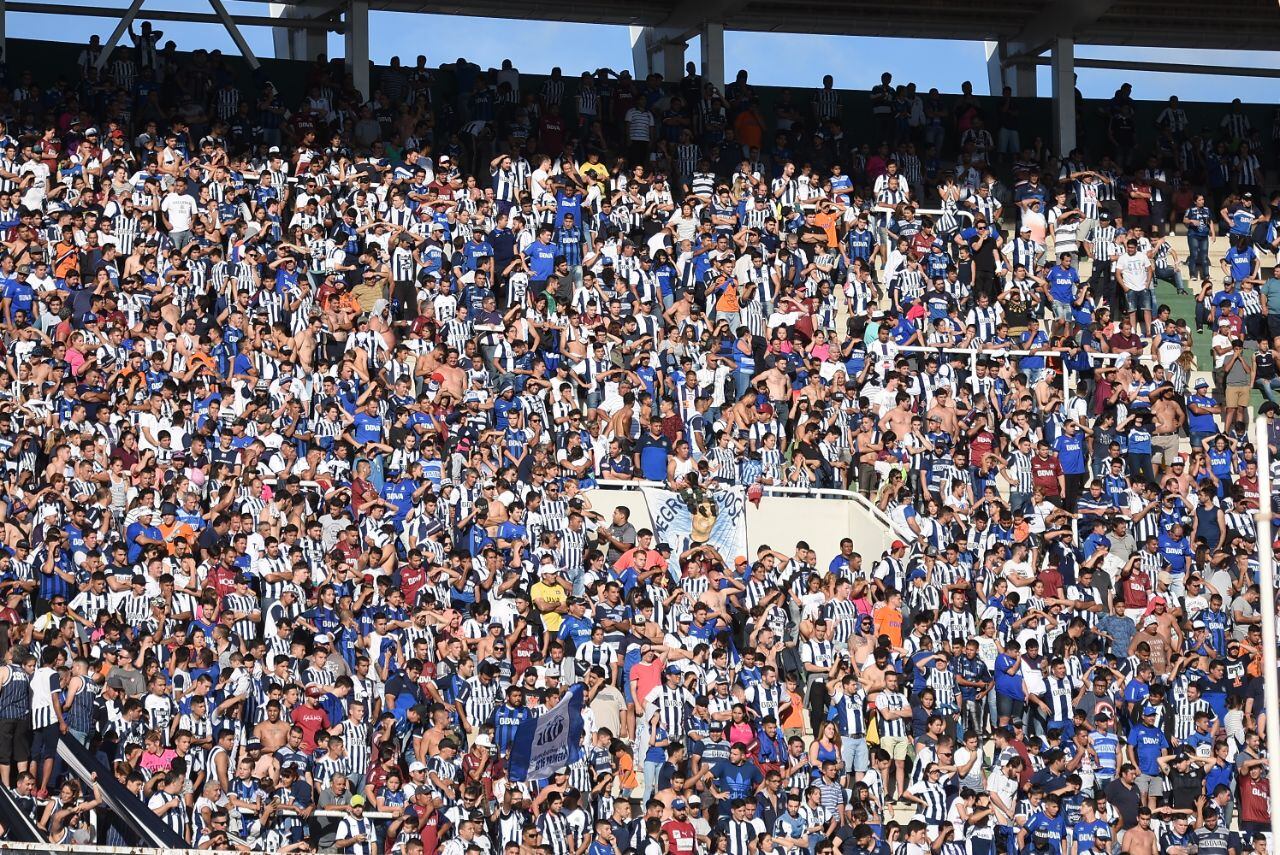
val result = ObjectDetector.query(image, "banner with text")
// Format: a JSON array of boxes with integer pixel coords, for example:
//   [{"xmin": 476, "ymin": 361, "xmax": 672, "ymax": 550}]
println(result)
[
  {"xmin": 507, "ymin": 683, "xmax": 586, "ymax": 782},
  {"xmin": 641, "ymin": 486, "xmax": 748, "ymax": 567}
]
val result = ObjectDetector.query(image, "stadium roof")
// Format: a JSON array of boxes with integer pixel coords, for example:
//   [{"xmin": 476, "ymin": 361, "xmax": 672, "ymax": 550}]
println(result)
[{"xmin": 241, "ymin": 0, "xmax": 1280, "ymax": 52}]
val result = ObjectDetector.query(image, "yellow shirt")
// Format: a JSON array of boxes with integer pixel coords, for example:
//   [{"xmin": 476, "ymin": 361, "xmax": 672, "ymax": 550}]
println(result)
[
  {"xmin": 579, "ymin": 160, "xmax": 609, "ymax": 183},
  {"xmin": 530, "ymin": 581, "xmax": 567, "ymax": 631}
]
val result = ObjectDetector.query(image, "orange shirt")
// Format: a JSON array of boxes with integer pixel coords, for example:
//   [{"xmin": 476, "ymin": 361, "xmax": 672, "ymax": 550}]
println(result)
[
  {"xmin": 734, "ymin": 111, "xmax": 764, "ymax": 151},
  {"xmin": 714, "ymin": 279, "xmax": 741, "ymax": 313},
  {"xmin": 156, "ymin": 521, "xmax": 196, "ymax": 554},
  {"xmin": 873, "ymin": 604, "xmax": 903, "ymax": 648},
  {"xmin": 814, "ymin": 211, "xmax": 838, "ymax": 247},
  {"xmin": 53, "ymin": 240, "xmax": 79, "ymax": 278}
]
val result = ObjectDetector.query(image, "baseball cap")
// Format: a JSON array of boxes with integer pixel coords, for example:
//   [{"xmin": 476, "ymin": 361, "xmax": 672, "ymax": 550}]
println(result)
[
  {"xmin": 1195, "ymin": 378, "xmax": 1209, "ymax": 388},
  {"xmin": 1142, "ymin": 704, "xmax": 1158, "ymax": 716},
  {"xmin": 672, "ymin": 798, "xmax": 687, "ymax": 810},
  {"xmin": 409, "ymin": 761, "xmax": 428, "ymax": 772},
  {"xmin": 1192, "ymin": 620, "xmax": 1207, "ymax": 629},
  {"xmin": 891, "ymin": 540, "xmax": 906, "ymax": 550},
  {"xmin": 350, "ymin": 795, "xmax": 366, "ymax": 807},
  {"xmin": 664, "ymin": 665, "xmax": 682, "ymax": 676}
]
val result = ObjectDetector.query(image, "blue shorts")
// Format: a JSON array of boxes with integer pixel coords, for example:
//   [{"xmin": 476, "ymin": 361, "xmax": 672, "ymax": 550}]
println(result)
[
  {"xmin": 31, "ymin": 723, "xmax": 59, "ymax": 760},
  {"xmin": 1126, "ymin": 289, "xmax": 1155, "ymax": 312}
]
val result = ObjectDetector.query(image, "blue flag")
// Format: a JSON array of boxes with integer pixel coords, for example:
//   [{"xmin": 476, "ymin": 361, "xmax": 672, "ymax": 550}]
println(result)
[{"xmin": 507, "ymin": 683, "xmax": 586, "ymax": 782}]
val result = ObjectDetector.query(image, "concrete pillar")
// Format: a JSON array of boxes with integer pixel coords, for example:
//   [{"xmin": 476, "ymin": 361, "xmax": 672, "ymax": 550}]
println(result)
[
  {"xmin": 630, "ymin": 26, "xmax": 687, "ymax": 82},
  {"xmin": 345, "ymin": 0, "xmax": 370, "ymax": 101},
  {"xmin": 700, "ymin": 22, "xmax": 724, "ymax": 91},
  {"xmin": 984, "ymin": 40, "xmax": 1037, "ymax": 97},
  {"xmin": 659, "ymin": 40, "xmax": 685, "ymax": 83},
  {"xmin": 271, "ymin": 2, "xmax": 327, "ymax": 61},
  {"xmin": 629, "ymin": 26, "xmax": 652, "ymax": 78},
  {"xmin": 1051, "ymin": 36, "xmax": 1075, "ymax": 157}
]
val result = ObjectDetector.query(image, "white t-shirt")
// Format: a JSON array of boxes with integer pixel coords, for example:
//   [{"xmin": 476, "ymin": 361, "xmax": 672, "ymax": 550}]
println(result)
[
  {"xmin": 19, "ymin": 160, "xmax": 49, "ymax": 208},
  {"xmin": 1211, "ymin": 332, "xmax": 1233, "ymax": 368},
  {"xmin": 1116, "ymin": 250, "xmax": 1153, "ymax": 291},
  {"xmin": 161, "ymin": 192, "xmax": 198, "ymax": 232}
]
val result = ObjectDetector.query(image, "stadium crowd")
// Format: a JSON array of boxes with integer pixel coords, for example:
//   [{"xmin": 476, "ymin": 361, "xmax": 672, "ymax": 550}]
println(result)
[{"xmin": 0, "ymin": 21, "xmax": 1274, "ymax": 855}]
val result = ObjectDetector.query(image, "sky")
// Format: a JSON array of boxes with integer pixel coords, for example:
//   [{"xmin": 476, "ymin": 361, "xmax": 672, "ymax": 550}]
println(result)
[{"xmin": 10, "ymin": 1, "xmax": 1280, "ymax": 104}]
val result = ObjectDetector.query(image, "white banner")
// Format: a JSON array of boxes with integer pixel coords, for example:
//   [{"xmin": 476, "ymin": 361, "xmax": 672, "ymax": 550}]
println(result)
[
  {"xmin": 641, "ymin": 486, "xmax": 748, "ymax": 566},
  {"xmin": 507, "ymin": 683, "xmax": 585, "ymax": 782}
]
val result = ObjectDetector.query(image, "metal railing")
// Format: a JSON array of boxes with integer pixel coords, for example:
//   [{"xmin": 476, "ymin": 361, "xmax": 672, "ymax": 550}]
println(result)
[{"xmin": 891, "ymin": 342, "xmax": 1152, "ymax": 401}]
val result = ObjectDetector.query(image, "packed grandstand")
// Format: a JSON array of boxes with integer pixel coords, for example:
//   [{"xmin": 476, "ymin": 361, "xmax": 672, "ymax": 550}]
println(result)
[{"xmin": 0, "ymin": 18, "xmax": 1273, "ymax": 855}]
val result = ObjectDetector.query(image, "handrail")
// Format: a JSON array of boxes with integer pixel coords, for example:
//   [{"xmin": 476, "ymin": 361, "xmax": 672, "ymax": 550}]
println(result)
[
  {"xmin": 590, "ymin": 479, "xmax": 898, "ymax": 546},
  {"xmin": 872, "ymin": 205, "xmax": 976, "ymax": 225}
]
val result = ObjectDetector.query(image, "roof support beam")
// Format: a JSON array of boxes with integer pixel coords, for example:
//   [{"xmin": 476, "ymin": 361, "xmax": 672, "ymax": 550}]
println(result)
[
  {"xmin": 1005, "ymin": 0, "xmax": 1116, "ymax": 60},
  {"xmin": 1031, "ymin": 55, "xmax": 1280, "ymax": 79},
  {"xmin": 208, "ymin": 0, "xmax": 261, "ymax": 69},
  {"xmin": 9, "ymin": 2, "xmax": 339, "ymax": 31},
  {"xmin": 630, "ymin": 25, "xmax": 686, "ymax": 81},
  {"xmin": 659, "ymin": 0, "xmax": 750, "ymax": 41},
  {"xmin": 94, "ymin": 0, "xmax": 144, "ymax": 71},
  {"xmin": 271, "ymin": 2, "xmax": 334, "ymax": 61},
  {"xmin": 985, "ymin": 40, "xmax": 1036, "ymax": 96}
]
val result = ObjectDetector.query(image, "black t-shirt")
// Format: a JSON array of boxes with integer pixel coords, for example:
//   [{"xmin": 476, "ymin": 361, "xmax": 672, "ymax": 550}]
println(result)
[
  {"xmin": 1166, "ymin": 767, "xmax": 1205, "ymax": 810},
  {"xmin": 1103, "ymin": 778, "xmax": 1141, "ymax": 828},
  {"xmin": 972, "ymin": 237, "xmax": 1000, "ymax": 273}
]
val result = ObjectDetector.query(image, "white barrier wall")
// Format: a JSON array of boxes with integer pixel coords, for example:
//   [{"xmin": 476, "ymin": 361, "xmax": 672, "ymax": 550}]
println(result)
[{"xmin": 583, "ymin": 488, "xmax": 893, "ymax": 566}]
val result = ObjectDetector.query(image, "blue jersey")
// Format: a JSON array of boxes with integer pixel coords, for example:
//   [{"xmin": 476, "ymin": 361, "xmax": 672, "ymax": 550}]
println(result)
[
  {"xmin": 491, "ymin": 704, "xmax": 532, "ymax": 753},
  {"xmin": 1047, "ymin": 265, "xmax": 1079, "ymax": 303},
  {"xmin": 1089, "ymin": 731, "xmax": 1119, "ymax": 777},
  {"xmin": 1127, "ymin": 723, "xmax": 1170, "ymax": 775},
  {"xmin": 1074, "ymin": 819, "xmax": 1112, "ymax": 852},
  {"xmin": 1023, "ymin": 811, "xmax": 1067, "ymax": 855}
]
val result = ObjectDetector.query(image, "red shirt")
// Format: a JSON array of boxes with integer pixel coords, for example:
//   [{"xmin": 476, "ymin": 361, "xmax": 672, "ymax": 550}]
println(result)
[
  {"xmin": 1038, "ymin": 567, "xmax": 1064, "ymax": 599},
  {"xmin": 400, "ymin": 565, "xmax": 430, "ymax": 605},
  {"xmin": 461, "ymin": 750, "xmax": 505, "ymax": 802},
  {"xmin": 1238, "ymin": 473, "xmax": 1260, "ymax": 509},
  {"xmin": 1239, "ymin": 775, "xmax": 1270, "ymax": 824},
  {"xmin": 1122, "ymin": 572, "xmax": 1151, "ymax": 608},
  {"xmin": 289, "ymin": 704, "xmax": 331, "ymax": 752},
  {"xmin": 414, "ymin": 805, "xmax": 443, "ymax": 855},
  {"xmin": 1031, "ymin": 454, "xmax": 1063, "ymax": 495},
  {"xmin": 206, "ymin": 564, "xmax": 238, "ymax": 599},
  {"xmin": 969, "ymin": 430, "xmax": 996, "ymax": 465},
  {"xmin": 662, "ymin": 820, "xmax": 697, "ymax": 855}
]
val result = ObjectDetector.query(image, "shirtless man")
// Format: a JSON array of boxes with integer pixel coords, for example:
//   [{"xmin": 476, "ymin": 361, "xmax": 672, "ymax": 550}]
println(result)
[
  {"xmin": 1130, "ymin": 616, "xmax": 1173, "ymax": 675},
  {"xmin": 1121, "ymin": 807, "xmax": 1157, "ymax": 855},
  {"xmin": 1146, "ymin": 596, "xmax": 1183, "ymax": 651},
  {"xmin": 926, "ymin": 387, "xmax": 960, "ymax": 435},
  {"xmin": 722, "ymin": 388, "xmax": 760, "ymax": 434},
  {"xmin": 879, "ymin": 391, "xmax": 915, "ymax": 438},
  {"xmin": 696, "ymin": 562, "xmax": 743, "ymax": 617},
  {"xmin": 755, "ymin": 363, "xmax": 791, "ymax": 410},
  {"xmin": 858, "ymin": 647, "xmax": 893, "ymax": 705},
  {"xmin": 417, "ymin": 706, "xmax": 452, "ymax": 760},
  {"xmin": 1150, "ymin": 387, "xmax": 1184, "ymax": 469},
  {"xmin": 254, "ymin": 700, "xmax": 291, "ymax": 753},
  {"xmin": 434, "ymin": 348, "xmax": 467, "ymax": 401}
]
